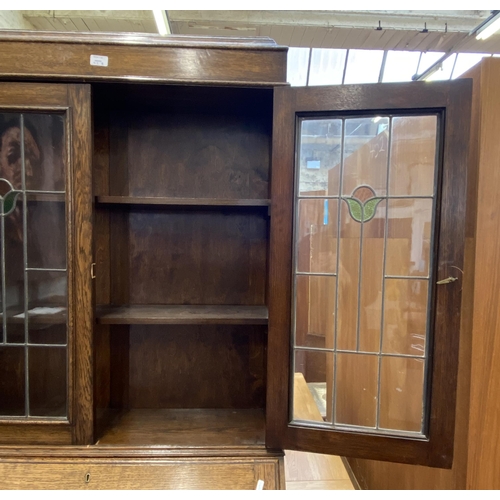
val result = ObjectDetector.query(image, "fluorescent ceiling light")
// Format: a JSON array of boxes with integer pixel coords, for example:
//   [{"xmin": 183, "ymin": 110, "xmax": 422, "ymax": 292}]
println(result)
[
  {"xmin": 476, "ymin": 12, "xmax": 500, "ymax": 40},
  {"xmin": 153, "ymin": 10, "xmax": 171, "ymax": 36}
]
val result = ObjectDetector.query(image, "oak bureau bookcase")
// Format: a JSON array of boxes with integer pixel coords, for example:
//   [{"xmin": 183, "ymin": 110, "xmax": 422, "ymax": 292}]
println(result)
[{"xmin": 0, "ymin": 31, "xmax": 471, "ymax": 489}]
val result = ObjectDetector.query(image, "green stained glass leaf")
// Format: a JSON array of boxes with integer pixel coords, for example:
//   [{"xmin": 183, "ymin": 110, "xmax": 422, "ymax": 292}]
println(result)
[
  {"xmin": 345, "ymin": 198, "xmax": 363, "ymax": 223},
  {"xmin": 363, "ymin": 198, "xmax": 383, "ymax": 222},
  {"xmin": 2, "ymin": 190, "xmax": 21, "ymax": 216}
]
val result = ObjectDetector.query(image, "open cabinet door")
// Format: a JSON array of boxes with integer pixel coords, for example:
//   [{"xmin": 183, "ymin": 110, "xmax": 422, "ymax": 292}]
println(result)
[{"xmin": 267, "ymin": 80, "xmax": 471, "ymax": 468}]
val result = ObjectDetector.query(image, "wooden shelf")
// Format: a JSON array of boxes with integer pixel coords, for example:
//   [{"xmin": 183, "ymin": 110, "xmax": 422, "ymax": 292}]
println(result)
[
  {"xmin": 96, "ymin": 304, "xmax": 268, "ymax": 325},
  {"xmin": 96, "ymin": 408, "xmax": 265, "ymax": 447},
  {"xmin": 96, "ymin": 195, "xmax": 270, "ymax": 207}
]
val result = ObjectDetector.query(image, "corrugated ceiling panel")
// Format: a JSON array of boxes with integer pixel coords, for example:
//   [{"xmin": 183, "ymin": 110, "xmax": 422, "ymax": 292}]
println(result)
[
  {"xmin": 258, "ymin": 25, "xmax": 272, "ymax": 37},
  {"xmin": 320, "ymin": 27, "xmax": 340, "ymax": 48},
  {"xmin": 331, "ymin": 28, "xmax": 352, "ymax": 48},
  {"xmin": 70, "ymin": 18, "xmax": 90, "ymax": 31},
  {"xmin": 289, "ymin": 26, "xmax": 309, "ymax": 47},
  {"xmin": 310, "ymin": 26, "xmax": 328, "ymax": 47},
  {"xmin": 276, "ymin": 25, "xmax": 296, "ymax": 46},
  {"xmin": 298, "ymin": 26, "xmax": 320, "ymax": 47},
  {"xmin": 342, "ymin": 28, "xmax": 372, "ymax": 49},
  {"xmin": 360, "ymin": 29, "xmax": 387, "ymax": 49}
]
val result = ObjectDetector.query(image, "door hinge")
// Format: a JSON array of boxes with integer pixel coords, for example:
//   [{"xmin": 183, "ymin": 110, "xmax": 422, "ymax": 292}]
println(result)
[{"xmin": 91, "ymin": 263, "xmax": 96, "ymax": 279}]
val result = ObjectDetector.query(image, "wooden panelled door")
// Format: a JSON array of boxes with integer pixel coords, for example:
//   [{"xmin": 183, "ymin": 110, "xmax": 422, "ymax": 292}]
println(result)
[
  {"xmin": 0, "ymin": 83, "xmax": 93, "ymax": 445},
  {"xmin": 267, "ymin": 80, "xmax": 472, "ymax": 468}
]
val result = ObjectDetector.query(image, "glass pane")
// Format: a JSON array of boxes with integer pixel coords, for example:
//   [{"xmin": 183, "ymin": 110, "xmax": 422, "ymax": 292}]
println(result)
[
  {"xmin": 0, "ymin": 346, "xmax": 25, "ymax": 416},
  {"xmin": 296, "ymin": 198, "xmax": 338, "ymax": 274},
  {"xmin": 287, "ymin": 47, "xmax": 310, "ymax": 87},
  {"xmin": 298, "ymin": 119, "xmax": 342, "ymax": 196},
  {"xmin": 344, "ymin": 50, "xmax": 384, "ymax": 84},
  {"xmin": 426, "ymin": 54, "xmax": 456, "ymax": 81},
  {"xmin": 386, "ymin": 199, "xmax": 433, "ymax": 278},
  {"xmin": 0, "ymin": 112, "xmax": 68, "ymax": 420},
  {"xmin": 379, "ymin": 356, "xmax": 425, "ymax": 432},
  {"xmin": 309, "ymin": 48, "xmax": 347, "ymax": 86},
  {"xmin": 382, "ymin": 51, "xmax": 421, "ymax": 83},
  {"xmin": 29, "ymin": 346, "xmax": 66, "ymax": 417},
  {"xmin": 293, "ymin": 349, "xmax": 333, "ymax": 423},
  {"xmin": 295, "ymin": 275, "xmax": 336, "ymax": 349},
  {"xmin": 335, "ymin": 353, "xmax": 378, "ymax": 428},
  {"xmin": 23, "ymin": 114, "xmax": 65, "ymax": 192},
  {"xmin": 389, "ymin": 115, "xmax": 438, "ymax": 196},
  {"xmin": 292, "ymin": 113, "xmax": 438, "ymax": 438},
  {"xmin": 343, "ymin": 117, "xmax": 389, "ymax": 196},
  {"xmin": 337, "ymin": 199, "xmax": 386, "ymax": 352},
  {"xmin": 452, "ymin": 53, "xmax": 491, "ymax": 79},
  {"xmin": 417, "ymin": 52, "xmax": 445, "ymax": 75},
  {"xmin": 27, "ymin": 200, "xmax": 66, "ymax": 269},
  {"xmin": 383, "ymin": 279, "xmax": 428, "ymax": 356}
]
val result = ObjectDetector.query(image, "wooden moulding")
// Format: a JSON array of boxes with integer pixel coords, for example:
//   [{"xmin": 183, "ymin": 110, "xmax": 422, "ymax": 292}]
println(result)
[
  {"xmin": 96, "ymin": 305, "xmax": 269, "ymax": 325},
  {"xmin": 0, "ymin": 31, "xmax": 288, "ymax": 86}
]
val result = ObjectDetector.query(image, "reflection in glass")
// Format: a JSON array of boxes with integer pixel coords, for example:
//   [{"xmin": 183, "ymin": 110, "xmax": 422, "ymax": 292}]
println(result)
[
  {"xmin": 0, "ymin": 346, "xmax": 25, "ymax": 416},
  {"xmin": 29, "ymin": 346, "xmax": 66, "ymax": 417},
  {"xmin": 293, "ymin": 349, "xmax": 333, "ymax": 423},
  {"xmin": 385, "ymin": 199, "xmax": 432, "ymax": 277},
  {"xmin": 389, "ymin": 115, "xmax": 437, "ymax": 196},
  {"xmin": 379, "ymin": 356, "xmax": 424, "ymax": 432},
  {"xmin": 298, "ymin": 119, "xmax": 342, "ymax": 196},
  {"xmin": 343, "ymin": 117, "xmax": 389, "ymax": 195},
  {"xmin": 296, "ymin": 199, "xmax": 338, "ymax": 273},
  {"xmin": 383, "ymin": 279, "xmax": 428, "ymax": 356},
  {"xmin": 295, "ymin": 275, "xmax": 336, "ymax": 349},
  {"xmin": 292, "ymin": 113, "xmax": 438, "ymax": 437},
  {"xmin": 0, "ymin": 112, "xmax": 67, "ymax": 420},
  {"xmin": 335, "ymin": 353, "xmax": 378, "ymax": 427}
]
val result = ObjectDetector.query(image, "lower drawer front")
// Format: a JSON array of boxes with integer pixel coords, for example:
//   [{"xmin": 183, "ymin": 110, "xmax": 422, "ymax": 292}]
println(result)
[{"xmin": 0, "ymin": 457, "xmax": 283, "ymax": 490}]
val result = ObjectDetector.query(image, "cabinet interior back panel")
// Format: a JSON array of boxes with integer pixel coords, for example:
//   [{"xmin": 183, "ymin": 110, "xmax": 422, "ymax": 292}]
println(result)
[
  {"xmin": 128, "ymin": 325, "xmax": 266, "ymax": 409},
  {"xmin": 104, "ymin": 85, "xmax": 272, "ymax": 200},
  {"xmin": 112, "ymin": 209, "xmax": 268, "ymax": 305}
]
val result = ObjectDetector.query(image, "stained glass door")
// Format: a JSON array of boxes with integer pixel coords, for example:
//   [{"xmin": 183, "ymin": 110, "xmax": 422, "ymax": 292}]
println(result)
[
  {"xmin": 0, "ymin": 83, "xmax": 92, "ymax": 445},
  {"xmin": 0, "ymin": 112, "xmax": 68, "ymax": 419},
  {"xmin": 267, "ymin": 81, "xmax": 471, "ymax": 468}
]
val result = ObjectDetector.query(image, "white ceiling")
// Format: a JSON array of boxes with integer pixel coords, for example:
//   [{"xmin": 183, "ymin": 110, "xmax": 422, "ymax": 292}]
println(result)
[{"xmin": 1, "ymin": 10, "xmax": 499, "ymax": 53}]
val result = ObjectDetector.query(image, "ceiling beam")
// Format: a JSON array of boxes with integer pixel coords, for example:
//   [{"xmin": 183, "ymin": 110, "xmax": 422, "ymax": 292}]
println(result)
[
  {"xmin": 168, "ymin": 10, "xmax": 490, "ymax": 33},
  {"xmin": 0, "ymin": 11, "xmax": 35, "ymax": 30}
]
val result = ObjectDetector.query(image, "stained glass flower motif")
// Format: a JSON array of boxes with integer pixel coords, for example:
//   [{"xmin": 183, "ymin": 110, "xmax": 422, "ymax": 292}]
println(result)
[
  {"xmin": 343, "ymin": 185, "xmax": 383, "ymax": 223},
  {"xmin": 0, "ymin": 178, "xmax": 21, "ymax": 217}
]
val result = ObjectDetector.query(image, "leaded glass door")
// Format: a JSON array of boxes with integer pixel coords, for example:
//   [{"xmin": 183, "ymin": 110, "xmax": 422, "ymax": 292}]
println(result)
[
  {"xmin": 267, "ymin": 80, "xmax": 471, "ymax": 468},
  {"xmin": 0, "ymin": 83, "xmax": 93, "ymax": 445}
]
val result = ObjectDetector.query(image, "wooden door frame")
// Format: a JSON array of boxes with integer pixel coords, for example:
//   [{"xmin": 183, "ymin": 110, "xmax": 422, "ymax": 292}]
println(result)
[
  {"xmin": 0, "ymin": 83, "xmax": 93, "ymax": 445},
  {"xmin": 266, "ymin": 80, "xmax": 472, "ymax": 468}
]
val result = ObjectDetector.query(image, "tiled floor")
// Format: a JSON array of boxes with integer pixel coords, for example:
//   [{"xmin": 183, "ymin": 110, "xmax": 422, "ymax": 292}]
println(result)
[{"xmin": 284, "ymin": 450, "xmax": 355, "ymax": 490}]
